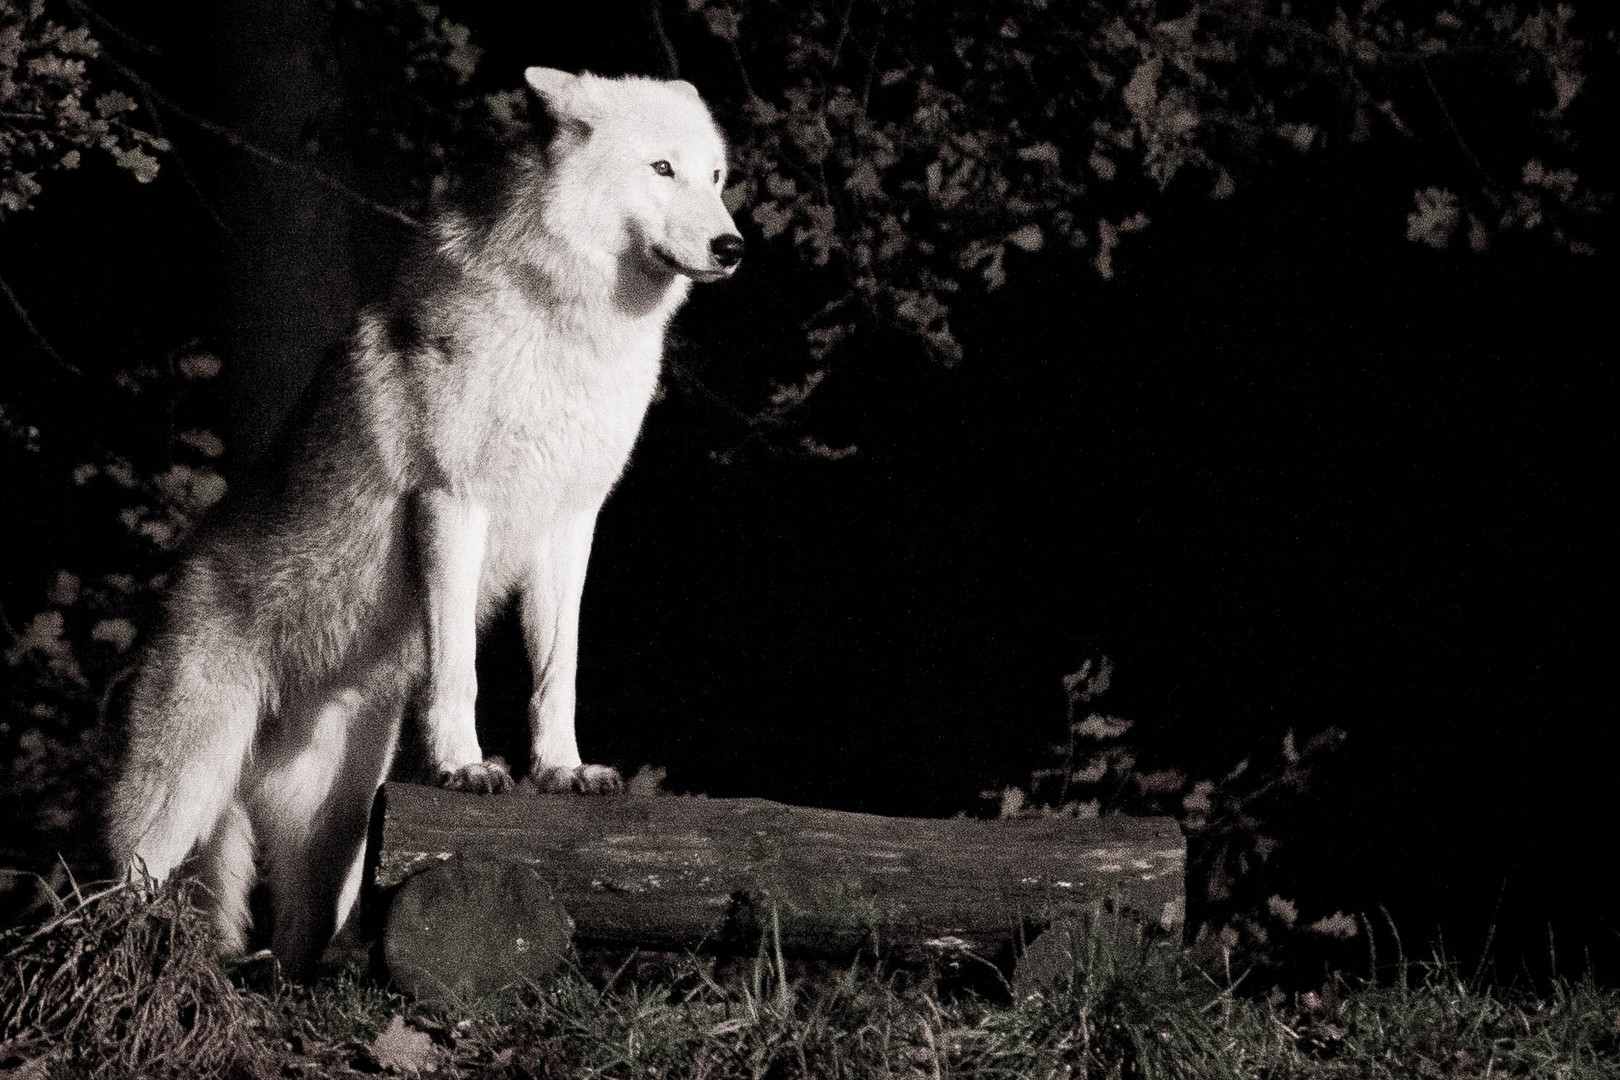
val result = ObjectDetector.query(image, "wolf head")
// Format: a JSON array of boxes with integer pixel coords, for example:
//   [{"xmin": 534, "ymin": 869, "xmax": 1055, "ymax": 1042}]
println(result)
[{"xmin": 524, "ymin": 68, "xmax": 744, "ymax": 289}]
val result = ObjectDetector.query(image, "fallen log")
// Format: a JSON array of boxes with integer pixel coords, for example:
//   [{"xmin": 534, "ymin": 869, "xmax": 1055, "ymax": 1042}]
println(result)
[{"xmin": 374, "ymin": 782, "xmax": 1184, "ymax": 998}]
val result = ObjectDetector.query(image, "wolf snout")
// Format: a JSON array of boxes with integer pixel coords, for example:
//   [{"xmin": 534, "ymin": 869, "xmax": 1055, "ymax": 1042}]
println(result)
[{"xmin": 710, "ymin": 233, "xmax": 744, "ymax": 269}]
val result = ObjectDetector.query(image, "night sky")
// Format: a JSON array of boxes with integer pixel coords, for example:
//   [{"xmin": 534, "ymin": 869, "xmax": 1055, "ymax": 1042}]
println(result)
[{"xmin": 1, "ymin": 1, "xmax": 1614, "ymax": 981}]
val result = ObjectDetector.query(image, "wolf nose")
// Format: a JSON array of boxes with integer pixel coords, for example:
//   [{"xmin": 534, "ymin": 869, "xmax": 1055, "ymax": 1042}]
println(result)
[{"xmin": 710, "ymin": 234, "xmax": 744, "ymax": 268}]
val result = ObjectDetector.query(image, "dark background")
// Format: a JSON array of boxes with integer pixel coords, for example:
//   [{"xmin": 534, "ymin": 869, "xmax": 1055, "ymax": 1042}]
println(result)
[{"xmin": 1, "ymin": 1, "xmax": 1613, "ymax": 982}]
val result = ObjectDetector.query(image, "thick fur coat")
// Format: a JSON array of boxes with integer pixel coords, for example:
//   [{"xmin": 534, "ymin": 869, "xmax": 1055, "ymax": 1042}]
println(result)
[{"xmin": 105, "ymin": 68, "xmax": 742, "ymax": 973}]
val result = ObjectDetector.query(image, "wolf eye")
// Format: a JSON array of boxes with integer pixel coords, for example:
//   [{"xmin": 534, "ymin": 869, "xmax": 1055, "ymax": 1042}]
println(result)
[
  {"xmin": 712, "ymin": 169, "xmax": 722, "ymax": 184},
  {"xmin": 651, "ymin": 160, "xmax": 674, "ymax": 177}
]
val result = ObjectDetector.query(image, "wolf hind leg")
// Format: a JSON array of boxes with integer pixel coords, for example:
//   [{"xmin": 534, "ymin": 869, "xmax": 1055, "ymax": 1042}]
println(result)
[
  {"xmin": 106, "ymin": 623, "xmax": 263, "ymax": 888},
  {"xmin": 253, "ymin": 664, "xmax": 407, "ymax": 978}
]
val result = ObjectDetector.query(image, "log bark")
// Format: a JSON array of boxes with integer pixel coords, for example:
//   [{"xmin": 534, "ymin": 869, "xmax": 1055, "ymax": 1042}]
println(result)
[{"xmin": 377, "ymin": 783, "xmax": 1185, "ymax": 976}]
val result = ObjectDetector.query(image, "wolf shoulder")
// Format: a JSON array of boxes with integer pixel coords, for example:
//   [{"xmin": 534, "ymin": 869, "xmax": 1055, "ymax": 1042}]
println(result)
[
  {"xmin": 356, "ymin": 271, "xmax": 663, "ymax": 515},
  {"xmin": 260, "ymin": 273, "xmax": 645, "ymax": 486}
]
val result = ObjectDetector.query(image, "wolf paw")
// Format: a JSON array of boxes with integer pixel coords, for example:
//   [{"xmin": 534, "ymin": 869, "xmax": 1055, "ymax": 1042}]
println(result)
[
  {"xmin": 522, "ymin": 763, "xmax": 624, "ymax": 795},
  {"xmin": 439, "ymin": 757, "xmax": 514, "ymax": 794}
]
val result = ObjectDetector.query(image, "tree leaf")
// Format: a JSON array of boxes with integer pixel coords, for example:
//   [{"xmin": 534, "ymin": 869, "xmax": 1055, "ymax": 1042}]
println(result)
[
  {"xmin": 94, "ymin": 90, "xmax": 136, "ymax": 117},
  {"xmin": 370, "ymin": 1015, "xmax": 439, "ymax": 1075},
  {"xmin": 113, "ymin": 145, "xmax": 160, "ymax": 183}
]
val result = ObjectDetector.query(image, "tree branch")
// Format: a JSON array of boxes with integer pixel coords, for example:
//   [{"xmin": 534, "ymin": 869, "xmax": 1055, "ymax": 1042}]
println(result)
[
  {"xmin": 62, "ymin": 0, "xmax": 161, "ymax": 58},
  {"xmin": 0, "ymin": 270, "xmax": 81, "ymax": 377},
  {"xmin": 662, "ymin": 354, "xmax": 813, "ymax": 463},
  {"xmin": 96, "ymin": 54, "xmax": 423, "ymax": 232}
]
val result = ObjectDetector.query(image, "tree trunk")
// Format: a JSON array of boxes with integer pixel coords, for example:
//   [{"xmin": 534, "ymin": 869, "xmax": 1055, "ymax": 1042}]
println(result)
[{"xmin": 209, "ymin": 0, "xmax": 357, "ymax": 467}]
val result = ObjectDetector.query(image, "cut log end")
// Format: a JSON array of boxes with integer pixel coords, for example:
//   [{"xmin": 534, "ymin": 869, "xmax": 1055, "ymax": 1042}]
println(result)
[{"xmin": 383, "ymin": 853, "xmax": 572, "ymax": 1006}]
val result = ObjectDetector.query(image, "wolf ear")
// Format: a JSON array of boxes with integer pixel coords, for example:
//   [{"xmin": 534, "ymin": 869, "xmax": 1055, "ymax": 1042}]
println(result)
[
  {"xmin": 524, "ymin": 67, "xmax": 574, "ymax": 104},
  {"xmin": 668, "ymin": 79, "xmax": 701, "ymax": 100},
  {"xmin": 524, "ymin": 66, "xmax": 593, "ymax": 140}
]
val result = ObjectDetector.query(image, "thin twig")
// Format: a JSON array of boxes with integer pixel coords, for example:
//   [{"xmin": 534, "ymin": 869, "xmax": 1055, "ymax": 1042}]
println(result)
[
  {"xmin": 0, "ymin": 270, "xmax": 81, "ymax": 376},
  {"xmin": 832, "ymin": 0, "xmax": 856, "ymax": 65},
  {"xmin": 0, "ymin": 597, "xmax": 20, "ymax": 642},
  {"xmin": 134, "ymin": 84, "xmax": 234, "ymax": 239},
  {"xmin": 663, "ymin": 355, "xmax": 765, "ymax": 432},
  {"xmin": 649, "ymin": 0, "xmax": 680, "ymax": 79},
  {"xmin": 662, "ymin": 358, "xmax": 804, "ymax": 464},
  {"xmin": 62, "ymin": 0, "xmax": 162, "ymax": 57},
  {"xmin": 728, "ymin": 39, "xmax": 757, "ymax": 102},
  {"xmin": 1419, "ymin": 55, "xmax": 1503, "ymax": 194}
]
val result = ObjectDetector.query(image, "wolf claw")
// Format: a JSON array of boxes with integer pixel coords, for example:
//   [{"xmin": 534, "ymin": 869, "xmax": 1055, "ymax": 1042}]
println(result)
[
  {"xmin": 522, "ymin": 763, "xmax": 623, "ymax": 794},
  {"xmin": 439, "ymin": 757, "xmax": 514, "ymax": 794}
]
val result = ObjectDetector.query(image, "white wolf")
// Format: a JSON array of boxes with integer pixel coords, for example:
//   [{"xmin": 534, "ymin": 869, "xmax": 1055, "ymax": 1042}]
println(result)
[{"xmin": 105, "ymin": 67, "xmax": 742, "ymax": 974}]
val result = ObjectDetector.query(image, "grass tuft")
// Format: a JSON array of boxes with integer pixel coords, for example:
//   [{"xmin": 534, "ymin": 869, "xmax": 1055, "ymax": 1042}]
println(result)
[
  {"xmin": 0, "ymin": 873, "xmax": 271, "ymax": 1078},
  {"xmin": 969, "ymin": 918, "xmax": 1243, "ymax": 1079}
]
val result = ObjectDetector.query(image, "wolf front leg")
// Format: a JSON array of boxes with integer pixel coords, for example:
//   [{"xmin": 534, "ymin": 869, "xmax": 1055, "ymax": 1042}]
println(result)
[
  {"xmin": 521, "ymin": 512, "xmax": 622, "ymax": 794},
  {"xmin": 415, "ymin": 488, "xmax": 511, "ymax": 793}
]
